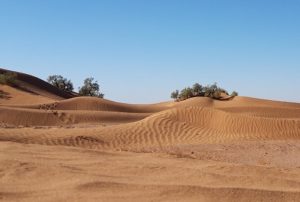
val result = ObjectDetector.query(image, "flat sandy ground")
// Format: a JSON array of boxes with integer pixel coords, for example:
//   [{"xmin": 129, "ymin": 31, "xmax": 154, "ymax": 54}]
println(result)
[
  {"xmin": 2, "ymin": 140, "xmax": 300, "ymax": 202},
  {"xmin": 1, "ymin": 83, "xmax": 300, "ymax": 201}
]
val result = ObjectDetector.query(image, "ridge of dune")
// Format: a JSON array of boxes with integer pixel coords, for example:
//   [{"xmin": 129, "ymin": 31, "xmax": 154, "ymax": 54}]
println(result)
[
  {"xmin": 46, "ymin": 97, "xmax": 172, "ymax": 113},
  {"xmin": 221, "ymin": 96, "xmax": 300, "ymax": 108}
]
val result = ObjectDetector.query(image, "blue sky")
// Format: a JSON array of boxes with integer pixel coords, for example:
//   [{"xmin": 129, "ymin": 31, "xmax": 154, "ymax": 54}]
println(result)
[{"xmin": 1, "ymin": 0, "xmax": 300, "ymax": 103}]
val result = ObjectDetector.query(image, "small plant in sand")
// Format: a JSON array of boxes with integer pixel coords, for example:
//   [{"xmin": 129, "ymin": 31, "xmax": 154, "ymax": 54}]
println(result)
[
  {"xmin": 171, "ymin": 82, "xmax": 238, "ymax": 101},
  {"xmin": 78, "ymin": 77, "xmax": 104, "ymax": 98},
  {"xmin": 0, "ymin": 72, "xmax": 18, "ymax": 86},
  {"xmin": 47, "ymin": 75, "xmax": 74, "ymax": 92}
]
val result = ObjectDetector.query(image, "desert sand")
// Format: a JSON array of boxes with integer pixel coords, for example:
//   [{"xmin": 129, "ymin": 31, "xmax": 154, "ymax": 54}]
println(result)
[{"xmin": 1, "ymin": 69, "xmax": 300, "ymax": 201}]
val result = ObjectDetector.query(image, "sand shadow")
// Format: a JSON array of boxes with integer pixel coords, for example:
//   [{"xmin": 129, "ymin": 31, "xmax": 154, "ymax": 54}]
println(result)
[{"xmin": 16, "ymin": 85, "xmax": 40, "ymax": 95}]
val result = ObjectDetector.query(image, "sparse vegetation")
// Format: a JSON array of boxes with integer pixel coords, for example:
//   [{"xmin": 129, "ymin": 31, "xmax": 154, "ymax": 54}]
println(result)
[
  {"xmin": 179, "ymin": 87, "xmax": 194, "ymax": 100},
  {"xmin": 47, "ymin": 74, "xmax": 104, "ymax": 98},
  {"xmin": 0, "ymin": 72, "xmax": 18, "ymax": 86},
  {"xmin": 78, "ymin": 77, "xmax": 104, "ymax": 98},
  {"xmin": 192, "ymin": 83, "xmax": 203, "ymax": 96},
  {"xmin": 171, "ymin": 82, "xmax": 238, "ymax": 101},
  {"xmin": 47, "ymin": 75, "xmax": 74, "ymax": 92}
]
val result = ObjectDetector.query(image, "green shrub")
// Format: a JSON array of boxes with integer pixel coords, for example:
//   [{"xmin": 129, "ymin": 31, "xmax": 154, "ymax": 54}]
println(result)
[
  {"xmin": 0, "ymin": 72, "xmax": 18, "ymax": 85},
  {"xmin": 192, "ymin": 83, "xmax": 203, "ymax": 96},
  {"xmin": 47, "ymin": 75, "xmax": 74, "ymax": 92},
  {"xmin": 79, "ymin": 77, "xmax": 104, "ymax": 98},
  {"xmin": 179, "ymin": 87, "xmax": 193, "ymax": 100},
  {"xmin": 171, "ymin": 82, "xmax": 237, "ymax": 101}
]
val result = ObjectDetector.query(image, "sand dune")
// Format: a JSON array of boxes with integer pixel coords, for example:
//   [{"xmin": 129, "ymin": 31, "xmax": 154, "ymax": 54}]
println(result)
[
  {"xmin": 1, "ymin": 96, "xmax": 300, "ymax": 153},
  {"xmin": 2, "ymin": 103, "xmax": 299, "ymax": 150},
  {"xmin": 1, "ymin": 70, "xmax": 300, "ymax": 201}
]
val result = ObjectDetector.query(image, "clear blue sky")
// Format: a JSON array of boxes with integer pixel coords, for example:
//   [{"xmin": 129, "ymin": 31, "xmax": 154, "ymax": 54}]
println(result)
[{"xmin": 1, "ymin": 0, "xmax": 300, "ymax": 103}]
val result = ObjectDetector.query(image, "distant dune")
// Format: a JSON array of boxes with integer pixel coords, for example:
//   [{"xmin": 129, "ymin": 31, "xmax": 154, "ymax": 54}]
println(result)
[{"xmin": 1, "ymin": 68, "xmax": 300, "ymax": 202}]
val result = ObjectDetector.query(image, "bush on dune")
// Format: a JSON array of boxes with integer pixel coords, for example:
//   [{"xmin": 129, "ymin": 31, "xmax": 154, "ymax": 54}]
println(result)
[
  {"xmin": 171, "ymin": 82, "xmax": 238, "ymax": 101},
  {"xmin": 0, "ymin": 72, "xmax": 18, "ymax": 86},
  {"xmin": 78, "ymin": 77, "xmax": 104, "ymax": 98},
  {"xmin": 47, "ymin": 74, "xmax": 104, "ymax": 98},
  {"xmin": 47, "ymin": 75, "xmax": 74, "ymax": 92},
  {"xmin": 179, "ymin": 87, "xmax": 194, "ymax": 100}
]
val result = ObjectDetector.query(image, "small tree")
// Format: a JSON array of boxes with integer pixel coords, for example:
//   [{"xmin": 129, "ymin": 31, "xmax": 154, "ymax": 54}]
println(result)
[
  {"xmin": 79, "ymin": 77, "xmax": 104, "ymax": 98},
  {"xmin": 171, "ymin": 90, "xmax": 179, "ymax": 100},
  {"xmin": 203, "ymin": 83, "xmax": 221, "ymax": 99},
  {"xmin": 47, "ymin": 75, "xmax": 74, "ymax": 92},
  {"xmin": 179, "ymin": 87, "xmax": 193, "ymax": 100},
  {"xmin": 192, "ymin": 83, "xmax": 203, "ymax": 96}
]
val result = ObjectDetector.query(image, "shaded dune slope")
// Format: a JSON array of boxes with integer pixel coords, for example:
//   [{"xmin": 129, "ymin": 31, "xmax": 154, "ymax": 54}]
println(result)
[{"xmin": 0, "ymin": 68, "xmax": 74, "ymax": 104}]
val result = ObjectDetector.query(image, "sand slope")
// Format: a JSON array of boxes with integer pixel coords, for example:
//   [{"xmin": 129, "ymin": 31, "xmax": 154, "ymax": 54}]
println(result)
[
  {"xmin": 1, "ymin": 97, "xmax": 300, "ymax": 150},
  {"xmin": 0, "ymin": 85, "xmax": 55, "ymax": 105}
]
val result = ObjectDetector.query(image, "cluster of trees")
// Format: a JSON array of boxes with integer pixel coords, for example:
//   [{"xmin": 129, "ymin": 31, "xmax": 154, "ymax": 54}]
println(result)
[
  {"xmin": 171, "ymin": 82, "xmax": 238, "ymax": 101},
  {"xmin": 47, "ymin": 75, "xmax": 104, "ymax": 98},
  {"xmin": 47, "ymin": 75, "xmax": 73, "ymax": 92}
]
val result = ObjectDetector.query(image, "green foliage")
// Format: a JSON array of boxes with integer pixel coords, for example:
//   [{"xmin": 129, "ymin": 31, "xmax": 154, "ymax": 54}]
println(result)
[
  {"xmin": 171, "ymin": 90, "xmax": 179, "ymax": 100},
  {"xmin": 203, "ymin": 83, "xmax": 225, "ymax": 99},
  {"xmin": 47, "ymin": 75, "xmax": 74, "ymax": 92},
  {"xmin": 192, "ymin": 83, "xmax": 203, "ymax": 96},
  {"xmin": 171, "ymin": 82, "xmax": 237, "ymax": 101},
  {"xmin": 179, "ymin": 87, "xmax": 193, "ymax": 100},
  {"xmin": 78, "ymin": 77, "xmax": 104, "ymax": 98},
  {"xmin": 0, "ymin": 72, "xmax": 18, "ymax": 86}
]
